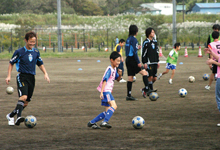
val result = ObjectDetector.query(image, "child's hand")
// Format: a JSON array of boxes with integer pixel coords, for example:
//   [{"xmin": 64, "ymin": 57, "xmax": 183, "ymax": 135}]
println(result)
[
  {"xmin": 100, "ymin": 92, "xmax": 104, "ymax": 100},
  {"xmin": 138, "ymin": 45, "xmax": 141, "ymax": 49},
  {"xmin": 118, "ymin": 69, "xmax": 122, "ymax": 76},
  {"xmin": 204, "ymin": 48, "xmax": 211, "ymax": 54},
  {"xmin": 206, "ymin": 59, "xmax": 214, "ymax": 65}
]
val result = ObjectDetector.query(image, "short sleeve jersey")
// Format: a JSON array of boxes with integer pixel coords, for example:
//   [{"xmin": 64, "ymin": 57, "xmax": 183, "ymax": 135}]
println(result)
[
  {"xmin": 125, "ymin": 36, "xmax": 140, "ymax": 64},
  {"xmin": 209, "ymin": 41, "xmax": 220, "ymax": 61},
  {"xmin": 97, "ymin": 65, "xmax": 119, "ymax": 93},
  {"xmin": 166, "ymin": 49, "xmax": 178, "ymax": 65},
  {"xmin": 10, "ymin": 46, "xmax": 43, "ymax": 75}
]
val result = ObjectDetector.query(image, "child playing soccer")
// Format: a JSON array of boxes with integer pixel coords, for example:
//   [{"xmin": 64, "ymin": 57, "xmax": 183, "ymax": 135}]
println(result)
[
  {"xmin": 158, "ymin": 43, "xmax": 181, "ymax": 84},
  {"xmin": 87, "ymin": 51, "xmax": 122, "ymax": 129}
]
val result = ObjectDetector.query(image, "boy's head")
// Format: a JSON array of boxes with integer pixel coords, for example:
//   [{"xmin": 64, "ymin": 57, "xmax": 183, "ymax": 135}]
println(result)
[
  {"xmin": 174, "ymin": 43, "xmax": 181, "ymax": 50},
  {"xmin": 110, "ymin": 51, "xmax": 121, "ymax": 68},
  {"xmin": 145, "ymin": 27, "xmax": 155, "ymax": 38},
  {"xmin": 119, "ymin": 39, "xmax": 125, "ymax": 47},
  {"xmin": 212, "ymin": 24, "xmax": 220, "ymax": 32},
  {"xmin": 212, "ymin": 31, "xmax": 219, "ymax": 39},
  {"xmin": 25, "ymin": 31, "xmax": 37, "ymax": 41},
  {"xmin": 129, "ymin": 25, "xmax": 138, "ymax": 36},
  {"xmin": 25, "ymin": 31, "xmax": 37, "ymax": 49}
]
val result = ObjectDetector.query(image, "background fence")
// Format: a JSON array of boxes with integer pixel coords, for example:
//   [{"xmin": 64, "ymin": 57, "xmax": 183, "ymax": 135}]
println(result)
[{"xmin": 0, "ymin": 26, "xmax": 213, "ymax": 53}]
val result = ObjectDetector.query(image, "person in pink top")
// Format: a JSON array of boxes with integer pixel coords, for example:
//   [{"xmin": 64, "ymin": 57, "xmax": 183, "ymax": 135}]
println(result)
[
  {"xmin": 205, "ymin": 31, "xmax": 220, "ymax": 126},
  {"xmin": 88, "ymin": 51, "xmax": 122, "ymax": 129}
]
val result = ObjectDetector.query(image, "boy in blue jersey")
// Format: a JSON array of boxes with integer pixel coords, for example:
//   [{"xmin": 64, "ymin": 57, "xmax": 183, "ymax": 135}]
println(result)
[
  {"xmin": 5, "ymin": 31, "xmax": 50, "ymax": 126},
  {"xmin": 88, "ymin": 51, "xmax": 122, "ymax": 129},
  {"xmin": 125, "ymin": 25, "xmax": 155, "ymax": 100}
]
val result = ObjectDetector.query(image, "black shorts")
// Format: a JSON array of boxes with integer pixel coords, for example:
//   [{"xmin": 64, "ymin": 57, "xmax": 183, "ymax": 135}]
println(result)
[
  {"xmin": 212, "ymin": 64, "xmax": 217, "ymax": 74},
  {"xmin": 16, "ymin": 73, "xmax": 35, "ymax": 102},
  {"xmin": 126, "ymin": 56, "xmax": 141, "ymax": 76},
  {"xmin": 147, "ymin": 64, "xmax": 158, "ymax": 77}
]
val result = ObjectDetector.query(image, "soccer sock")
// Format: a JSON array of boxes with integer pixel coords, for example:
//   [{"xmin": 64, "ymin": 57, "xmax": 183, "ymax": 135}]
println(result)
[
  {"xmin": 16, "ymin": 100, "xmax": 24, "ymax": 118},
  {"xmin": 127, "ymin": 81, "xmax": 132, "ymax": 97},
  {"xmin": 143, "ymin": 76, "xmax": 149, "ymax": 91},
  {"xmin": 9, "ymin": 109, "xmax": 17, "ymax": 118},
  {"xmin": 149, "ymin": 81, "xmax": 153, "ymax": 90},
  {"xmin": 103, "ymin": 107, "xmax": 115, "ymax": 122},
  {"xmin": 90, "ymin": 112, "xmax": 106, "ymax": 124}
]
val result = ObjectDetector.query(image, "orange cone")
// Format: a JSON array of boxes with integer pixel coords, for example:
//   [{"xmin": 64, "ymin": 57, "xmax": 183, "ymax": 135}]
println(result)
[
  {"xmin": 198, "ymin": 46, "xmax": 203, "ymax": 57},
  {"xmin": 159, "ymin": 47, "xmax": 163, "ymax": 57},
  {"xmin": 184, "ymin": 47, "xmax": 188, "ymax": 57}
]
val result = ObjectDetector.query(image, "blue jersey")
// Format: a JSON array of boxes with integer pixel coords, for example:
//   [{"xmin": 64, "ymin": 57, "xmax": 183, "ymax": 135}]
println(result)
[
  {"xmin": 10, "ymin": 46, "xmax": 43, "ymax": 75},
  {"xmin": 125, "ymin": 36, "xmax": 140, "ymax": 64}
]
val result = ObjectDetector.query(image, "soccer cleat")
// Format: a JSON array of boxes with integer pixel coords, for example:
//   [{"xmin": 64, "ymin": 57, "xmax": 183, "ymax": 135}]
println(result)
[
  {"xmin": 146, "ymin": 89, "xmax": 158, "ymax": 96},
  {"xmin": 169, "ymin": 79, "xmax": 173, "ymax": 84},
  {"xmin": 119, "ymin": 78, "xmax": 127, "ymax": 83},
  {"xmin": 15, "ymin": 117, "xmax": 25, "ymax": 126},
  {"xmin": 205, "ymin": 85, "xmax": 210, "ymax": 90},
  {"xmin": 6, "ymin": 113, "xmax": 15, "ymax": 126},
  {"xmin": 141, "ymin": 88, "xmax": 147, "ymax": 98},
  {"xmin": 87, "ymin": 122, "xmax": 101, "ymax": 129},
  {"xmin": 126, "ymin": 96, "xmax": 138, "ymax": 101},
  {"xmin": 100, "ymin": 122, "xmax": 112, "ymax": 128},
  {"xmin": 158, "ymin": 73, "xmax": 162, "ymax": 80}
]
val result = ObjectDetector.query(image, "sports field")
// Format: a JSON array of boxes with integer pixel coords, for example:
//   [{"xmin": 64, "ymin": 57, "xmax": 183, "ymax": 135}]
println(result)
[{"xmin": 1, "ymin": 55, "xmax": 220, "ymax": 149}]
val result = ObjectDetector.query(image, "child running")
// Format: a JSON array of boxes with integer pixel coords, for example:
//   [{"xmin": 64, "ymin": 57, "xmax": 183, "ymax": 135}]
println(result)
[
  {"xmin": 158, "ymin": 43, "xmax": 181, "ymax": 84},
  {"xmin": 87, "ymin": 51, "xmax": 122, "ymax": 129}
]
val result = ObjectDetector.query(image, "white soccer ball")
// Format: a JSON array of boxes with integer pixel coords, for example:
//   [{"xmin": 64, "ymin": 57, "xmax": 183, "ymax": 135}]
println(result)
[
  {"xmin": 149, "ymin": 92, "xmax": 159, "ymax": 101},
  {"xmin": 133, "ymin": 76, "xmax": 136, "ymax": 82},
  {"xmin": 132, "ymin": 116, "xmax": 145, "ymax": 129},
  {"xmin": 6, "ymin": 86, "xmax": 14, "ymax": 94},
  {"xmin": 189, "ymin": 76, "xmax": 195, "ymax": 83},
  {"xmin": 203, "ymin": 74, "xmax": 209, "ymax": 81},
  {"xmin": 179, "ymin": 88, "xmax": 187, "ymax": 97},
  {"xmin": 24, "ymin": 115, "xmax": 37, "ymax": 128}
]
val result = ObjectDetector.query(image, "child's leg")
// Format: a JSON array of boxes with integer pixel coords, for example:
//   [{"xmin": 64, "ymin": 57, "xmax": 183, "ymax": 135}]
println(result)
[
  {"xmin": 162, "ymin": 69, "xmax": 170, "ymax": 75},
  {"xmin": 90, "ymin": 112, "xmax": 106, "ymax": 124},
  {"xmin": 127, "ymin": 76, "xmax": 133, "ymax": 96},
  {"xmin": 170, "ymin": 69, "xmax": 175, "ymax": 79},
  {"xmin": 103, "ymin": 101, "xmax": 117, "ymax": 123}
]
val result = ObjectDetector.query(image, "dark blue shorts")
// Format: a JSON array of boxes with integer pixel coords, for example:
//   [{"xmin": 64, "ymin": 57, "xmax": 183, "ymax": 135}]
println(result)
[{"xmin": 101, "ymin": 92, "xmax": 115, "ymax": 107}]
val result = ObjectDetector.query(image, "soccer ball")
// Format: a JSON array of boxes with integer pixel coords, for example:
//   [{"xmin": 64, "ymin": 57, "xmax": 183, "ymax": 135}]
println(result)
[
  {"xmin": 203, "ymin": 74, "xmax": 209, "ymax": 81},
  {"xmin": 133, "ymin": 76, "xmax": 136, "ymax": 82},
  {"xmin": 189, "ymin": 76, "xmax": 195, "ymax": 83},
  {"xmin": 132, "ymin": 116, "xmax": 145, "ymax": 129},
  {"xmin": 149, "ymin": 92, "xmax": 159, "ymax": 101},
  {"xmin": 179, "ymin": 88, "xmax": 187, "ymax": 97},
  {"xmin": 24, "ymin": 115, "xmax": 37, "ymax": 128},
  {"xmin": 6, "ymin": 86, "xmax": 14, "ymax": 94}
]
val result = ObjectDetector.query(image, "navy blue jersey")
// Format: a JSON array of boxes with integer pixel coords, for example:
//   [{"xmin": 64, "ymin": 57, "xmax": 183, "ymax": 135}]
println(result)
[
  {"xmin": 125, "ymin": 36, "xmax": 140, "ymax": 64},
  {"xmin": 10, "ymin": 46, "xmax": 43, "ymax": 75}
]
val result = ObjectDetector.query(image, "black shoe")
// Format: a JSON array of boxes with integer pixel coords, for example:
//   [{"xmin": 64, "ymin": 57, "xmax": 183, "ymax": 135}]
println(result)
[
  {"xmin": 126, "ymin": 96, "xmax": 138, "ymax": 101},
  {"xmin": 87, "ymin": 122, "xmax": 101, "ymax": 129},
  {"xmin": 15, "ymin": 117, "xmax": 25, "ymax": 126},
  {"xmin": 147, "ymin": 89, "xmax": 157, "ymax": 96},
  {"xmin": 141, "ymin": 88, "xmax": 147, "ymax": 98},
  {"xmin": 100, "ymin": 122, "xmax": 112, "ymax": 128}
]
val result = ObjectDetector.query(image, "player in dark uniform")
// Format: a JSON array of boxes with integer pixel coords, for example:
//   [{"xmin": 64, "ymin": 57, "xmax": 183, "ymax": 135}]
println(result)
[
  {"xmin": 142, "ymin": 27, "xmax": 160, "ymax": 91},
  {"xmin": 125, "ymin": 25, "xmax": 155, "ymax": 101},
  {"xmin": 6, "ymin": 31, "xmax": 50, "ymax": 126}
]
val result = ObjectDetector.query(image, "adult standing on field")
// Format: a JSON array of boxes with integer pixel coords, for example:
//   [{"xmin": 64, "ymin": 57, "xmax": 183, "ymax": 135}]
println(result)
[
  {"xmin": 205, "ymin": 24, "xmax": 220, "ymax": 90},
  {"xmin": 6, "ymin": 31, "xmax": 50, "ymax": 126}
]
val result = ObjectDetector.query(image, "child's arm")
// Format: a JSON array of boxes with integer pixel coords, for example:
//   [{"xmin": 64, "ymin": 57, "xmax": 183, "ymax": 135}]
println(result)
[
  {"xmin": 169, "ymin": 55, "xmax": 175, "ymax": 60},
  {"xmin": 116, "ymin": 69, "xmax": 122, "ymax": 82},
  {"xmin": 205, "ymin": 46, "xmax": 220, "ymax": 60},
  {"xmin": 206, "ymin": 59, "xmax": 220, "ymax": 67},
  {"xmin": 100, "ymin": 81, "xmax": 107, "ymax": 99}
]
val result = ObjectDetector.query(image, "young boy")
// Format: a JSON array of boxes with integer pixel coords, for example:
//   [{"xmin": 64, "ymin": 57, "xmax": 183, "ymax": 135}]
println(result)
[
  {"xmin": 114, "ymin": 39, "xmax": 126, "ymax": 83},
  {"xmin": 204, "ymin": 32, "xmax": 220, "ymax": 126},
  {"xmin": 141, "ymin": 27, "xmax": 160, "ymax": 92},
  {"xmin": 87, "ymin": 51, "xmax": 122, "ymax": 129},
  {"xmin": 125, "ymin": 25, "xmax": 154, "ymax": 100},
  {"xmin": 158, "ymin": 43, "xmax": 181, "ymax": 84},
  {"xmin": 6, "ymin": 31, "xmax": 50, "ymax": 126}
]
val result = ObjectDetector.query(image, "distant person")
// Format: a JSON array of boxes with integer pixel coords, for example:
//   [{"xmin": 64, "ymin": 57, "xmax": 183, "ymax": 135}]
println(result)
[
  {"xmin": 115, "ymin": 36, "xmax": 119, "ymax": 46},
  {"xmin": 158, "ymin": 43, "xmax": 181, "ymax": 84},
  {"xmin": 88, "ymin": 51, "xmax": 122, "ymax": 129},
  {"xmin": 205, "ymin": 24, "xmax": 220, "ymax": 90},
  {"xmin": 6, "ymin": 31, "xmax": 50, "ymax": 126},
  {"xmin": 125, "ymin": 25, "xmax": 155, "ymax": 101},
  {"xmin": 141, "ymin": 27, "xmax": 159, "ymax": 96},
  {"xmin": 114, "ymin": 39, "xmax": 126, "ymax": 83}
]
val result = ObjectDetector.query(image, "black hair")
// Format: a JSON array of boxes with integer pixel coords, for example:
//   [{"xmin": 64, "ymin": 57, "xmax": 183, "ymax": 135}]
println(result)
[
  {"xmin": 110, "ymin": 51, "xmax": 121, "ymax": 60},
  {"xmin": 212, "ymin": 31, "xmax": 219, "ymax": 39},
  {"xmin": 145, "ymin": 27, "xmax": 155, "ymax": 38},
  {"xmin": 212, "ymin": 24, "xmax": 220, "ymax": 30},
  {"xmin": 25, "ymin": 31, "xmax": 37, "ymax": 41},
  {"xmin": 174, "ymin": 43, "xmax": 181, "ymax": 48},
  {"xmin": 129, "ymin": 25, "xmax": 138, "ymax": 36},
  {"xmin": 119, "ymin": 39, "xmax": 125, "ymax": 43}
]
